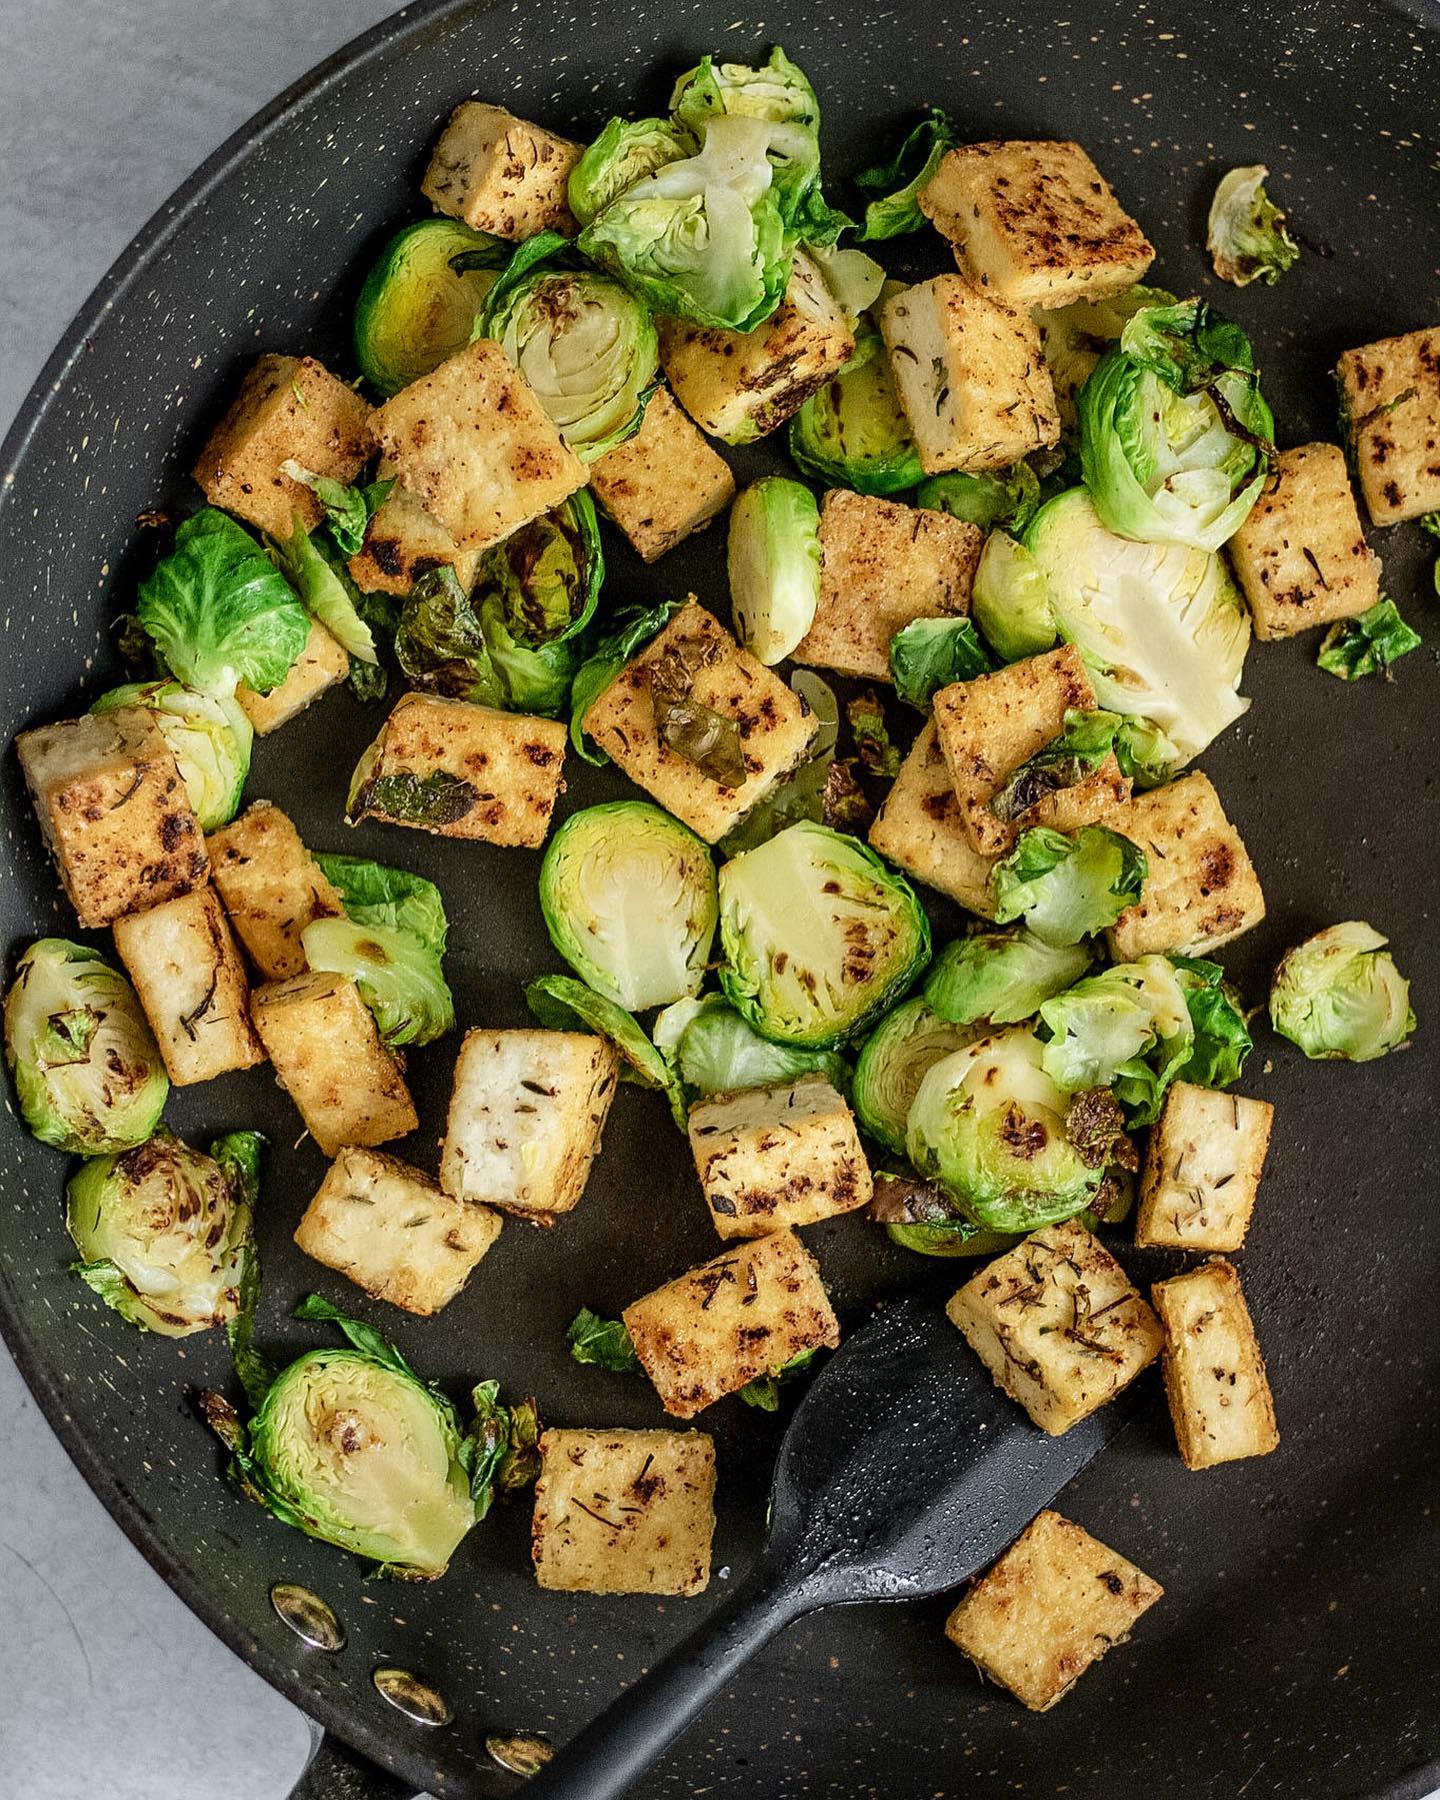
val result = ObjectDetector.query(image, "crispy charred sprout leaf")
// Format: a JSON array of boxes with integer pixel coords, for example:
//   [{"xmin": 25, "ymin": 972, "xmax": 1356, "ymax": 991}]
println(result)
[
  {"xmin": 354, "ymin": 218, "xmax": 508, "ymax": 395},
  {"xmin": 1063, "ymin": 1087, "xmax": 1137, "ymax": 1171},
  {"xmin": 653, "ymin": 993, "xmax": 849, "ymax": 1102},
  {"xmin": 853, "ymin": 108, "xmax": 959, "ymax": 241},
  {"xmin": 992, "ymin": 825, "xmax": 1147, "ymax": 948},
  {"xmin": 1269, "ymin": 921, "xmax": 1414, "ymax": 1063},
  {"xmin": 267, "ymin": 513, "xmax": 380, "ymax": 663},
  {"xmin": 1316, "ymin": 598, "xmax": 1421, "ymax": 681},
  {"xmin": 1038, "ymin": 955, "xmax": 1194, "ymax": 1125},
  {"xmin": 569, "ymin": 598, "xmax": 687, "ymax": 765},
  {"xmin": 889, "ymin": 616, "xmax": 995, "ymax": 712},
  {"xmin": 923, "ymin": 930, "xmax": 1091, "ymax": 1028},
  {"xmin": 569, "ymin": 117, "xmax": 698, "ymax": 226},
  {"xmin": 1034, "ymin": 283, "xmax": 1177, "ymax": 430},
  {"xmin": 566, "ymin": 1308, "xmax": 641, "ymax": 1373},
  {"xmin": 846, "ymin": 690, "xmax": 903, "ymax": 775},
  {"xmin": 347, "ymin": 591, "xmax": 400, "ymax": 702},
  {"xmin": 526, "ymin": 974, "xmax": 685, "ymax": 1122},
  {"xmin": 871, "ymin": 1171, "xmax": 1020, "ymax": 1258},
  {"xmin": 1171, "ymin": 955, "xmax": 1252, "ymax": 1087},
  {"xmin": 1207, "ymin": 165, "xmax": 1300, "ymax": 288},
  {"xmin": 347, "ymin": 767, "xmax": 481, "ymax": 829},
  {"xmin": 852, "ymin": 997, "xmax": 978, "ymax": 1156},
  {"xmin": 728, "ymin": 477, "xmax": 822, "ymax": 665},
  {"xmin": 986, "ymin": 709, "xmax": 1125, "ymax": 822},
  {"xmin": 304, "ymin": 855, "xmax": 453, "ymax": 1048},
  {"xmin": 466, "ymin": 1380, "xmax": 541, "ymax": 1520},
  {"xmin": 91, "ymin": 680, "xmax": 252, "ymax": 832},
  {"xmin": 738, "ymin": 1346, "xmax": 818, "ymax": 1411},
  {"xmin": 788, "ymin": 321, "xmax": 924, "ymax": 495},
  {"xmin": 646, "ymin": 632, "xmax": 747, "ymax": 788},
  {"xmin": 916, "ymin": 464, "xmax": 1042, "ymax": 535},
  {"xmin": 970, "ymin": 531, "xmax": 1058, "ymax": 664}
]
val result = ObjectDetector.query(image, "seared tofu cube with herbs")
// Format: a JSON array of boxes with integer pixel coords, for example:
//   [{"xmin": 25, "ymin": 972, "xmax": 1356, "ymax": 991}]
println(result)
[
  {"xmin": 439, "ymin": 1028, "xmax": 619, "ymax": 1222},
  {"xmin": 421, "ymin": 101, "xmax": 581, "ymax": 240},
  {"xmin": 660, "ymin": 249, "xmax": 855, "ymax": 446},
  {"xmin": 372, "ymin": 338, "xmax": 587, "ymax": 554},
  {"xmin": 1335, "ymin": 325, "xmax": 1440, "ymax": 525},
  {"xmin": 1152, "ymin": 1259, "xmax": 1280, "ymax": 1470},
  {"xmin": 793, "ymin": 491, "xmax": 983, "ymax": 683},
  {"xmin": 531, "ymin": 1427, "xmax": 717, "ymax": 1596},
  {"xmin": 1136, "ymin": 1082, "xmax": 1274, "ymax": 1253},
  {"xmin": 250, "ymin": 970, "xmax": 417, "ymax": 1156},
  {"xmin": 1106, "ymin": 772, "xmax": 1265, "ymax": 961},
  {"xmin": 207, "ymin": 800, "xmax": 343, "ymax": 980},
  {"xmin": 236, "ymin": 618, "xmax": 349, "ymax": 735},
  {"xmin": 623, "ymin": 1229, "xmax": 840, "ymax": 1420},
  {"xmin": 112, "ymin": 886, "xmax": 265, "ymax": 1085},
  {"xmin": 688, "ymin": 1075, "xmax": 873, "ymax": 1240},
  {"xmin": 946, "ymin": 1218, "xmax": 1163, "ymax": 1435},
  {"xmin": 348, "ymin": 692, "xmax": 567, "ymax": 848},
  {"xmin": 944, "ymin": 1509, "xmax": 1163, "ymax": 1712},
  {"xmin": 1228, "ymin": 443, "xmax": 1381, "ymax": 638},
  {"xmin": 191, "ymin": 353, "xmax": 373, "ymax": 542},
  {"xmin": 868, "ymin": 720, "xmax": 1000, "ymax": 919},
  {"xmin": 932, "ymin": 644, "xmax": 1129, "ymax": 858},
  {"xmin": 589, "ymin": 388, "xmax": 737, "ymax": 563},
  {"xmin": 582, "ymin": 600, "xmax": 818, "ymax": 844},
  {"xmin": 920, "ymin": 140, "xmax": 1155, "ymax": 310},
  {"xmin": 294, "ymin": 1147, "xmax": 501, "ymax": 1316},
  {"xmin": 880, "ymin": 275, "xmax": 1060, "ymax": 475},
  {"xmin": 347, "ymin": 464, "xmax": 483, "ymax": 596},
  {"xmin": 16, "ymin": 708, "xmax": 208, "ymax": 929}
]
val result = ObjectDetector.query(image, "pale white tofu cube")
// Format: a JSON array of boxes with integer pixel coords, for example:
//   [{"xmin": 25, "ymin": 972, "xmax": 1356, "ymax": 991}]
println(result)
[
  {"xmin": 1152, "ymin": 1259, "xmax": 1280, "ymax": 1470},
  {"xmin": 1136, "ymin": 1082, "xmax": 1274, "ymax": 1253}
]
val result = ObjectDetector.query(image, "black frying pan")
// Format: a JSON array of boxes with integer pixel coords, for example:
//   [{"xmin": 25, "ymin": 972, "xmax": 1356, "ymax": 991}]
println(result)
[{"xmin": 2, "ymin": 2, "xmax": 1437, "ymax": 1796}]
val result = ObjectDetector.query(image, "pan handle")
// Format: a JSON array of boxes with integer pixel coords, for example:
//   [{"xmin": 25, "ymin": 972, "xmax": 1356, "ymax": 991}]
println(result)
[{"xmin": 287, "ymin": 1725, "xmax": 418, "ymax": 1800}]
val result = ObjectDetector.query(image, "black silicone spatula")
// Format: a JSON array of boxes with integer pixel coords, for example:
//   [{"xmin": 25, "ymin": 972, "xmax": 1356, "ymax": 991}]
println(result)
[{"xmin": 527, "ymin": 1293, "xmax": 1131, "ymax": 1800}]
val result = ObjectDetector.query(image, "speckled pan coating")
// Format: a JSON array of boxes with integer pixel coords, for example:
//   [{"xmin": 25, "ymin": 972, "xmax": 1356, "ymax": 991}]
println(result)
[{"xmin": 0, "ymin": 2, "xmax": 1437, "ymax": 1797}]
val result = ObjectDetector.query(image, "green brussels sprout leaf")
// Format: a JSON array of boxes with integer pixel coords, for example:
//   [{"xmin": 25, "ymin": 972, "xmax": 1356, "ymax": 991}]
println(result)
[
  {"xmin": 645, "ymin": 635, "xmax": 748, "ymax": 787},
  {"xmin": 916, "ymin": 463, "xmax": 1041, "ymax": 535},
  {"xmin": 991, "ymin": 824, "xmax": 1148, "ymax": 948},
  {"xmin": 889, "ymin": 616, "xmax": 996, "ymax": 712},
  {"xmin": 1207, "ymin": 165, "xmax": 1300, "ymax": 288},
  {"xmin": 987, "ymin": 708, "xmax": 1126, "ymax": 822},
  {"xmin": 738, "ymin": 1346, "xmax": 818, "ymax": 1411},
  {"xmin": 526, "ymin": 974, "xmax": 686, "ymax": 1123},
  {"xmin": 569, "ymin": 598, "xmax": 687, "ymax": 764},
  {"xmin": 653, "ymin": 993, "xmax": 850, "ymax": 1103},
  {"xmin": 267, "ymin": 513, "xmax": 380, "ymax": 663},
  {"xmin": 1316, "ymin": 598, "xmax": 1421, "ymax": 681},
  {"xmin": 853, "ymin": 108, "xmax": 959, "ymax": 241},
  {"xmin": 566, "ymin": 1308, "xmax": 641, "ymax": 1373},
  {"xmin": 1171, "ymin": 955, "xmax": 1253, "ymax": 1088},
  {"xmin": 306, "ymin": 854, "xmax": 453, "ymax": 1048},
  {"xmin": 569, "ymin": 117, "xmax": 698, "ymax": 227},
  {"xmin": 846, "ymin": 689, "xmax": 903, "ymax": 775},
  {"xmin": 1034, "ymin": 284, "xmax": 1177, "ymax": 430},
  {"xmin": 347, "ymin": 766, "xmax": 483, "ymax": 830},
  {"xmin": 1038, "ymin": 955, "xmax": 1194, "ymax": 1124},
  {"xmin": 923, "ymin": 929, "xmax": 1091, "ymax": 1028},
  {"xmin": 280, "ymin": 463, "xmax": 394, "ymax": 559}
]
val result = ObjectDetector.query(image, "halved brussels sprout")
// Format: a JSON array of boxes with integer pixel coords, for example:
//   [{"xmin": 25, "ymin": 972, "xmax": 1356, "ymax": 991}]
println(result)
[
  {"xmin": 718, "ymin": 820, "xmax": 930, "ymax": 1048},
  {"xmin": 540, "ymin": 803, "xmax": 718, "ymax": 1012},
  {"xmin": 1269, "ymin": 922, "xmax": 1415, "ymax": 1063},
  {"xmin": 924, "ymin": 930, "xmax": 1090, "ymax": 1028},
  {"xmin": 1038, "ymin": 955, "xmax": 1194, "ymax": 1124},
  {"xmin": 1207, "ymin": 166, "xmax": 1299, "ymax": 289},
  {"xmin": 91, "ymin": 680, "xmax": 252, "ymax": 831},
  {"xmin": 1033, "ymin": 283, "xmax": 1176, "ymax": 430},
  {"xmin": 871, "ymin": 1171, "xmax": 1021, "ymax": 1258},
  {"xmin": 653, "ymin": 993, "xmax": 848, "ymax": 1099},
  {"xmin": 303, "ymin": 854, "xmax": 453, "ymax": 1048},
  {"xmin": 5, "ymin": 939, "xmax": 168, "ymax": 1154},
  {"xmin": 728, "ymin": 476, "xmax": 822, "ymax": 665},
  {"xmin": 991, "ymin": 825, "xmax": 1147, "ymax": 948},
  {"xmin": 569, "ymin": 117, "xmax": 698, "ymax": 227},
  {"xmin": 353, "ymin": 217, "xmax": 508, "ymax": 395},
  {"xmin": 788, "ymin": 324, "xmax": 924, "ymax": 496},
  {"xmin": 852, "ymin": 997, "xmax": 978, "ymax": 1156},
  {"xmin": 1172, "ymin": 955, "xmax": 1252, "ymax": 1088},
  {"xmin": 66, "ymin": 1128, "xmax": 257, "ymax": 1336},
  {"xmin": 916, "ymin": 464, "xmax": 1041, "ymax": 535},
  {"xmin": 970, "ymin": 531, "xmax": 1058, "ymax": 664}
]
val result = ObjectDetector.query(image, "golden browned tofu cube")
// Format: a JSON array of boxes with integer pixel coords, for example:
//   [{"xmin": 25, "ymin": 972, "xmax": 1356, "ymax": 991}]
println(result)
[
  {"xmin": 347, "ymin": 465, "xmax": 483, "ymax": 595},
  {"xmin": 372, "ymin": 339, "xmax": 586, "ymax": 553},
  {"xmin": 16, "ymin": 708, "xmax": 208, "ymax": 929},
  {"xmin": 932, "ymin": 644, "xmax": 1128, "ymax": 858},
  {"xmin": 112, "ymin": 886, "xmax": 264, "ymax": 1085},
  {"xmin": 589, "ymin": 388, "xmax": 737, "ymax": 562},
  {"xmin": 881, "ymin": 275, "xmax": 1060, "ymax": 475},
  {"xmin": 660, "ymin": 250, "xmax": 854, "ymax": 446},
  {"xmin": 921, "ymin": 141, "xmax": 1155, "ymax": 310},
  {"xmin": 236, "ymin": 618, "xmax": 349, "ymax": 735},
  {"xmin": 250, "ymin": 971, "xmax": 417, "ymax": 1156},
  {"xmin": 1152, "ymin": 1259, "xmax": 1280, "ymax": 1470},
  {"xmin": 348, "ymin": 692, "xmax": 567, "ymax": 848},
  {"xmin": 582, "ymin": 600, "xmax": 818, "ymax": 844},
  {"xmin": 623, "ymin": 1230, "xmax": 839, "ymax": 1420},
  {"xmin": 1136, "ymin": 1082, "xmax": 1274, "ymax": 1253},
  {"xmin": 439, "ymin": 1027, "xmax": 618, "ymax": 1221},
  {"xmin": 1335, "ymin": 325, "xmax": 1440, "ymax": 525},
  {"xmin": 191, "ymin": 354, "xmax": 373, "ymax": 541},
  {"xmin": 422, "ymin": 101, "xmax": 580, "ymax": 240},
  {"xmin": 868, "ymin": 720, "xmax": 1000, "ymax": 919},
  {"xmin": 792, "ymin": 492, "xmax": 983, "ymax": 683},
  {"xmin": 207, "ymin": 800, "xmax": 343, "ymax": 980},
  {"xmin": 688, "ymin": 1075, "xmax": 873, "ymax": 1241},
  {"xmin": 1106, "ymin": 772, "xmax": 1265, "ymax": 960},
  {"xmin": 946, "ymin": 1218, "xmax": 1163, "ymax": 1435},
  {"xmin": 531, "ymin": 1428, "xmax": 717, "ymax": 1596},
  {"xmin": 1228, "ymin": 443, "xmax": 1381, "ymax": 639},
  {"xmin": 294, "ymin": 1147, "xmax": 501, "ymax": 1316},
  {"xmin": 944, "ymin": 1509, "xmax": 1163, "ymax": 1711}
]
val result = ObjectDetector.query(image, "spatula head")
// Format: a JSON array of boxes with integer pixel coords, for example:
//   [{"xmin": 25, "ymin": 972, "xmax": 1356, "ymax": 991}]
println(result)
[{"xmin": 762, "ymin": 1294, "xmax": 1132, "ymax": 1610}]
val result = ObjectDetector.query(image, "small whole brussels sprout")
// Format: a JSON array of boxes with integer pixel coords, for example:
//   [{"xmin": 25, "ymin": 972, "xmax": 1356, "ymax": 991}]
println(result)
[
  {"xmin": 91, "ymin": 680, "xmax": 253, "ymax": 831},
  {"xmin": 1269, "ymin": 922, "xmax": 1415, "ymax": 1063}
]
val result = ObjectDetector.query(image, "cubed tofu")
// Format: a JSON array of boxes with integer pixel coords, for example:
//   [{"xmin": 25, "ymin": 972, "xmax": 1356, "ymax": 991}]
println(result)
[
  {"xmin": 207, "ymin": 801, "xmax": 343, "ymax": 980},
  {"xmin": 250, "ymin": 971, "xmax": 417, "ymax": 1156},
  {"xmin": 439, "ymin": 1028, "xmax": 619, "ymax": 1221},
  {"xmin": 16, "ymin": 708, "xmax": 208, "ymax": 929},
  {"xmin": 921, "ymin": 141, "xmax": 1155, "ymax": 310},
  {"xmin": 348, "ymin": 692, "xmax": 567, "ymax": 847},
  {"xmin": 932, "ymin": 644, "xmax": 1128, "ymax": 858},
  {"xmin": 421, "ymin": 101, "xmax": 580, "ymax": 240},
  {"xmin": 868, "ymin": 720, "xmax": 1000, "ymax": 919},
  {"xmin": 1335, "ymin": 325, "xmax": 1440, "ymax": 525},
  {"xmin": 191, "ymin": 354, "xmax": 373, "ymax": 541},
  {"xmin": 589, "ymin": 388, "xmax": 737, "ymax": 562},
  {"xmin": 946, "ymin": 1218, "xmax": 1163, "ymax": 1435},
  {"xmin": 236, "ymin": 618, "xmax": 349, "ymax": 735},
  {"xmin": 112, "ymin": 886, "xmax": 265, "ymax": 1085},
  {"xmin": 623, "ymin": 1230, "xmax": 839, "ymax": 1419},
  {"xmin": 792, "ymin": 492, "xmax": 983, "ymax": 683},
  {"xmin": 372, "ymin": 339, "xmax": 587, "ymax": 554},
  {"xmin": 1136, "ymin": 1082, "xmax": 1274, "ymax": 1253},
  {"xmin": 582, "ymin": 600, "xmax": 818, "ymax": 844},
  {"xmin": 1152, "ymin": 1259, "xmax": 1280, "ymax": 1470},
  {"xmin": 660, "ymin": 250, "xmax": 855, "ymax": 445},
  {"xmin": 688, "ymin": 1075, "xmax": 873, "ymax": 1240},
  {"xmin": 531, "ymin": 1428, "xmax": 717, "ymax": 1596},
  {"xmin": 294, "ymin": 1147, "xmax": 501, "ymax": 1316},
  {"xmin": 944, "ymin": 1509, "xmax": 1163, "ymax": 1711},
  {"xmin": 347, "ymin": 462, "xmax": 483, "ymax": 595},
  {"xmin": 1228, "ymin": 443, "xmax": 1381, "ymax": 639},
  {"xmin": 1106, "ymin": 772, "xmax": 1265, "ymax": 960},
  {"xmin": 881, "ymin": 275, "xmax": 1060, "ymax": 475}
]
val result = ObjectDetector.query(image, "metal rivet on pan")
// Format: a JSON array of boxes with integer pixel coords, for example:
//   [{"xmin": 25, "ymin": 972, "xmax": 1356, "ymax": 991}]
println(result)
[
  {"xmin": 372, "ymin": 1666, "xmax": 453, "ymax": 1727},
  {"xmin": 486, "ymin": 1733, "xmax": 555, "ymax": 1777},
  {"xmin": 270, "ymin": 1582, "xmax": 346, "ymax": 1652}
]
